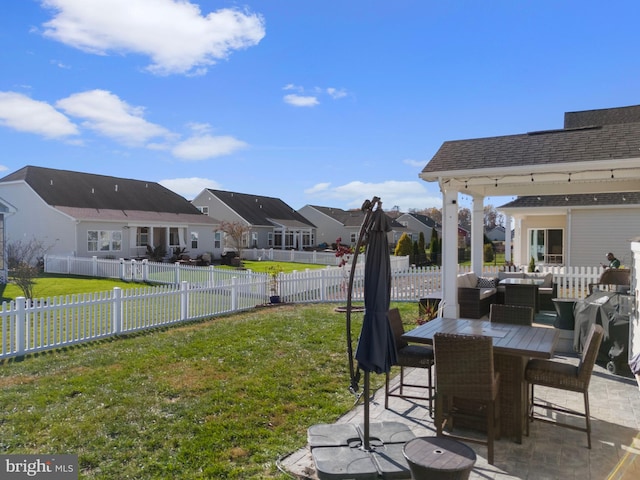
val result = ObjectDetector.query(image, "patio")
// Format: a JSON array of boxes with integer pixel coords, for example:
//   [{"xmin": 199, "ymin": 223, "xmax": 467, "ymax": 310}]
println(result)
[{"xmin": 280, "ymin": 321, "xmax": 640, "ymax": 479}]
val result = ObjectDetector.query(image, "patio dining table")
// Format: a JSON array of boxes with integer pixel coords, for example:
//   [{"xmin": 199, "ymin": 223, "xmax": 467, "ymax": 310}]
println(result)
[{"xmin": 402, "ymin": 317, "xmax": 559, "ymax": 443}]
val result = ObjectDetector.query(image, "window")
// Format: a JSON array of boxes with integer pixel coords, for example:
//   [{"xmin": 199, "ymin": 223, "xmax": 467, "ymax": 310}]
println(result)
[
  {"xmin": 214, "ymin": 231, "xmax": 222, "ymax": 249},
  {"xmin": 191, "ymin": 232, "xmax": 198, "ymax": 249},
  {"xmin": 268, "ymin": 232, "xmax": 273, "ymax": 247},
  {"xmin": 350, "ymin": 232, "xmax": 357, "ymax": 244},
  {"xmin": 136, "ymin": 227, "xmax": 149, "ymax": 247},
  {"xmin": 88, "ymin": 230, "xmax": 122, "ymax": 252},
  {"xmin": 529, "ymin": 228, "xmax": 563, "ymax": 264},
  {"xmin": 169, "ymin": 228, "xmax": 180, "ymax": 247},
  {"xmin": 251, "ymin": 232, "xmax": 258, "ymax": 248},
  {"xmin": 196, "ymin": 206, "xmax": 209, "ymax": 215}
]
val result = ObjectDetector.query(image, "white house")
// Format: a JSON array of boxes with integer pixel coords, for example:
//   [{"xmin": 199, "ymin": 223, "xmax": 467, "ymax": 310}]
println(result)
[{"xmin": 0, "ymin": 166, "xmax": 220, "ymax": 261}]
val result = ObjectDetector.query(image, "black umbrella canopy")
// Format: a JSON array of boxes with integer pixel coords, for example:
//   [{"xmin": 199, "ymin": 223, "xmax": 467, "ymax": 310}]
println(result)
[{"xmin": 355, "ymin": 208, "xmax": 398, "ymax": 374}]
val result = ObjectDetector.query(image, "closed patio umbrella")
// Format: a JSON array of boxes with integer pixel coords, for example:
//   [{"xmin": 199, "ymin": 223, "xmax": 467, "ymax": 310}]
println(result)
[
  {"xmin": 355, "ymin": 207, "xmax": 397, "ymax": 374},
  {"xmin": 352, "ymin": 201, "xmax": 397, "ymax": 450}
]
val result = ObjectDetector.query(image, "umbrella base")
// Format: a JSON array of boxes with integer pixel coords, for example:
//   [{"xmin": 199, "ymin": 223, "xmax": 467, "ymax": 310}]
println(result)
[{"xmin": 308, "ymin": 422, "xmax": 415, "ymax": 479}]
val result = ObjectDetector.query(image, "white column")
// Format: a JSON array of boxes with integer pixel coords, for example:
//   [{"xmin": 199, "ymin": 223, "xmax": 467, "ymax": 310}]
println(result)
[
  {"xmin": 441, "ymin": 188, "xmax": 460, "ymax": 318},
  {"xmin": 504, "ymin": 214, "xmax": 512, "ymax": 264},
  {"xmin": 471, "ymin": 194, "xmax": 484, "ymax": 276}
]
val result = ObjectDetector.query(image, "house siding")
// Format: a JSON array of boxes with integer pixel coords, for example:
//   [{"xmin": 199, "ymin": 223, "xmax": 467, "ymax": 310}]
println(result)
[
  {"xmin": 569, "ymin": 209, "xmax": 637, "ymax": 268},
  {"xmin": 298, "ymin": 205, "xmax": 350, "ymax": 246},
  {"xmin": 2, "ymin": 183, "xmax": 77, "ymax": 256}
]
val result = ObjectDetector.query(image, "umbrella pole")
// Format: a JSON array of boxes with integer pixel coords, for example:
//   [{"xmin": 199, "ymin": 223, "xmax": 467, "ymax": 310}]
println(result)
[{"xmin": 363, "ymin": 371, "xmax": 371, "ymax": 451}]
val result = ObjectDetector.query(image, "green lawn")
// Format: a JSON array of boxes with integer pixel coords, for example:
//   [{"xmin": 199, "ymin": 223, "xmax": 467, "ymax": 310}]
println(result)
[
  {"xmin": 0, "ymin": 274, "xmax": 137, "ymax": 303},
  {"xmin": 0, "ymin": 301, "xmax": 420, "ymax": 479}
]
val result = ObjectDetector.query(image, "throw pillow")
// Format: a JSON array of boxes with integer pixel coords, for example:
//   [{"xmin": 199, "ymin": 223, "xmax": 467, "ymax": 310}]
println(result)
[{"xmin": 477, "ymin": 277, "xmax": 497, "ymax": 288}]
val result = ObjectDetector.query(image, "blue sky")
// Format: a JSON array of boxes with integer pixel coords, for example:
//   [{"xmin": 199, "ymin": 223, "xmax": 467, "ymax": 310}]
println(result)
[{"xmin": 1, "ymin": 1, "xmax": 640, "ymax": 212}]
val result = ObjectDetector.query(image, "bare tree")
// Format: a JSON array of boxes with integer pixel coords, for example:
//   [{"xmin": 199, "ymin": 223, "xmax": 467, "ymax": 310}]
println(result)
[
  {"xmin": 484, "ymin": 204, "xmax": 504, "ymax": 229},
  {"xmin": 457, "ymin": 207, "xmax": 471, "ymax": 231},
  {"xmin": 219, "ymin": 221, "xmax": 250, "ymax": 256},
  {"xmin": 7, "ymin": 238, "xmax": 50, "ymax": 299},
  {"xmin": 419, "ymin": 207, "xmax": 442, "ymax": 225}
]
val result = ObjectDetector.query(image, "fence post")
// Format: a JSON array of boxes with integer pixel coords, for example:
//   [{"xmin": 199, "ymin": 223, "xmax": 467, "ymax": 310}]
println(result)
[
  {"xmin": 180, "ymin": 281, "xmax": 189, "ymax": 321},
  {"xmin": 92, "ymin": 256, "xmax": 98, "ymax": 277},
  {"xmin": 112, "ymin": 287, "xmax": 122, "ymax": 335},
  {"xmin": 15, "ymin": 297, "xmax": 26, "ymax": 356},
  {"xmin": 175, "ymin": 263, "xmax": 181, "ymax": 285},
  {"xmin": 142, "ymin": 259, "xmax": 149, "ymax": 282},
  {"xmin": 119, "ymin": 258, "xmax": 126, "ymax": 281},
  {"xmin": 231, "ymin": 277, "xmax": 238, "ymax": 311}
]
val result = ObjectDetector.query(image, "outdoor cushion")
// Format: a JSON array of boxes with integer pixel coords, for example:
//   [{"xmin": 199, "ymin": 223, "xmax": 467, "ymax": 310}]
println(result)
[
  {"xmin": 457, "ymin": 272, "xmax": 478, "ymax": 289},
  {"xmin": 477, "ymin": 276, "xmax": 497, "ymax": 288},
  {"xmin": 478, "ymin": 288, "xmax": 497, "ymax": 300}
]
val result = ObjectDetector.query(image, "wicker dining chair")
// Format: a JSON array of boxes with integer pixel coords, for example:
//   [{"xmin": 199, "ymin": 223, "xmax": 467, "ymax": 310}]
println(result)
[
  {"xmin": 525, "ymin": 323, "xmax": 604, "ymax": 448},
  {"xmin": 504, "ymin": 283, "xmax": 538, "ymax": 312},
  {"xmin": 490, "ymin": 304, "xmax": 534, "ymax": 326},
  {"xmin": 385, "ymin": 308, "xmax": 435, "ymax": 413},
  {"xmin": 433, "ymin": 332, "xmax": 501, "ymax": 465}
]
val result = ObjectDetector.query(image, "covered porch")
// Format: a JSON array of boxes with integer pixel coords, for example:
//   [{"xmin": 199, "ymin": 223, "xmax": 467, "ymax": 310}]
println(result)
[{"xmin": 418, "ymin": 105, "xmax": 640, "ymax": 359}]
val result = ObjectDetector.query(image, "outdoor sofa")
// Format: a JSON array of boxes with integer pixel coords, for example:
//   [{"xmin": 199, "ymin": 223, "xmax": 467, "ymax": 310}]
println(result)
[{"xmin": 457, "ymin": 272, "xmax": 498, "ymax": 319}]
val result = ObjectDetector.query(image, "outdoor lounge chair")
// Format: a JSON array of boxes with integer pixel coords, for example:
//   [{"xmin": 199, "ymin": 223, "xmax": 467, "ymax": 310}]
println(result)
[
  {"xmin": 525, "ymin": 323, "xmax": 604, "ymax": 448},
  {"xmin": 385, "ymin": 308, "xmax": 434, "ymax": 413},
  {"xmin": 433, "ymin": 332, "xmax": 501, "ymax": 465}
]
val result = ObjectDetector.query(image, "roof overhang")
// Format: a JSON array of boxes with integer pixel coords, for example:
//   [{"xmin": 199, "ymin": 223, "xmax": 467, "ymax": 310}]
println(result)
[{"xmin": 420, "ymin": 158, "xmax": 640, "ymax": 197}]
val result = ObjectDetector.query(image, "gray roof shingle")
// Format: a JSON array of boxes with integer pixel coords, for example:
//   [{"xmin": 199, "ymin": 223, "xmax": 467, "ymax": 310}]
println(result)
[
  {"xmin": 1, "ymin": 166, "xmax": 202, "ymax": 215},
  {"xmin": 422, "ymin": 120, "xmax": 640, "ymax": 175},
  {"xmin": 206, "ymin": 189, "xmax": 315, "ymax": 228},
  {"xmin": 499, "ymin": 192, "xmax": 640, "ymax": 209}
]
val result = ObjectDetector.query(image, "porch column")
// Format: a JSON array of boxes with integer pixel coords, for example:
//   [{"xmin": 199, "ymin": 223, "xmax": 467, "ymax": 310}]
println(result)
[
  {"xmin": 441, "ymin": 188, "xmax": 460, "ymax": 318},
  {"xmin": 471, "ymin": 194, "xmax": 484, "ymax": 276},
  {"xmin": 504, "ymin": 214, "xmax": 512, "ymax": 263}
]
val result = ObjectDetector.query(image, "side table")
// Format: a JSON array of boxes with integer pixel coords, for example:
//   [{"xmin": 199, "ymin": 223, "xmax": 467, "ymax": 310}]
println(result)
[
  {"xmin": 552, "ymin": 298, "xmax": 576, "ymax": 330},
  {"xmin": 403, "ymin": 436, "xmax": 476, "ymax": 480}
]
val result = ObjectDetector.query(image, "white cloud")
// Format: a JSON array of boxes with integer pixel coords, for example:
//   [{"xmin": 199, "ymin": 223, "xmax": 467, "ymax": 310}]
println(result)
[
  {"xmin": 41, "ymin": 0, "xmax": 266, "ymax": 75},
  {"xmin": 159, "ymin": 177, "xmax": 220, "ymax": 200},
  {"xmin": 326, "ymin": 87, "xmax": 347, "ymax": 99},
  {"xmin": 283, "ymin": 94, "xmax": 319, "ymax": 107},
  {"xmin": 56, "ymin": 89, "xmax": 170, "ymax": 145},
  {"xmin": 0, "ymin": 91, "xmax": 79, "ymax": 138},
  {"xmin": 403, "ymin": 158, "xmax": 425, "ymax": 168},
  {"xmin": 306, "ymin": 179, "xmax": 442, "ymax": 211},
  {"xmin": 282, "ymin": 84, "xmax": 348, "ymax": 106},
  {"xmin": 304, "ymin": 182, "xmax": 331, "ymax": 194},
  {"xmin": 171, "ymin": 134, "xmax": 247, "ymax": 161}
]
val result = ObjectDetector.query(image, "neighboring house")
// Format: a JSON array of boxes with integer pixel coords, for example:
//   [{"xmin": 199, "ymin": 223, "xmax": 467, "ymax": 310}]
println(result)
[
  {"xmin": 0, "ymin": 196, "xmax": 15, "ymax": 283},
  {"xmin": 0, "ymin": 166, "xmax": 220, "ymax": 260},
  {"xmin": 499, "ymin": 192, "xmax": 640, "ymax": 268},
  {"xmin": 192, "ymin": 189, "xmax": 316, "ymax": 250},
  {"xmin": 484, "ymin": 225, "xmax": 506, "ymax": 242},
  {"xmin": 298, "ymin": 205, "xmax": 406, "ymax": 248},
  {"xmin": 395, "ymin": 212, "xmax": 439, "ymax": 244}
]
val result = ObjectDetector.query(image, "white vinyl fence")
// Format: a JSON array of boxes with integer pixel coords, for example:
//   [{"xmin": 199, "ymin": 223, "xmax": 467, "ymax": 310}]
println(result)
[{"xmin": 0, "ymin": 255, "xmax": 607, "ymax": 360}]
